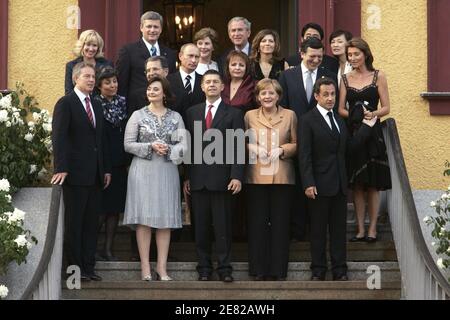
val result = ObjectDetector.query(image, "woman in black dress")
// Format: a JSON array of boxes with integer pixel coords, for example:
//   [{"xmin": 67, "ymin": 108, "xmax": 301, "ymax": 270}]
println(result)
[
  {"xmin": 338, "ymin": 38, "xmax": 391, "ymax": 243},
  {"xmin": 249, "ymin": 29, "xmax": 289, "ymax": 81},
  {"xmin": 94, "ymin": 67, "xmax": 128, "ymax": 260}
]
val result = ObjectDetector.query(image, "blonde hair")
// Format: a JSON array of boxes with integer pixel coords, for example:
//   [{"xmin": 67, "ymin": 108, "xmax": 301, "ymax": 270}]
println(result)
[
  {"xmin": 73, "ymin": 30, "xmax": 105, "ymax": 58},
  {"xmin": 255, "ymin": 78, "xmax": 283, "ymax": 105}
]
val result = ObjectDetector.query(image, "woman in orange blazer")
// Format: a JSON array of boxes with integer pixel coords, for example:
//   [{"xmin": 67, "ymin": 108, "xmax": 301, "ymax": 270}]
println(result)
[{"xmin": 244, "ymin": 78, "xmax": 297, "ymax": 281}]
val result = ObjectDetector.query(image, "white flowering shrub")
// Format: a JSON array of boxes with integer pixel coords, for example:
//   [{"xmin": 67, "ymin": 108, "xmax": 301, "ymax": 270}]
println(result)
[
  {"xmin": 0, "ymin": 82, "xmax": 52, "ymax": 190},
  {"xmin": 0, "ymin": 178, "xmax": 37, "ymax": 299},
  {"xmin": 423, "ymin": 163, "xmax": 450, "ymax": 281}
]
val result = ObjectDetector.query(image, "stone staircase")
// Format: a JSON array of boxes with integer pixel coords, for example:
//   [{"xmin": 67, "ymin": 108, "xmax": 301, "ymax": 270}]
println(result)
[{"xmin": 62, "ymin": 210, "xmax": 401, "ymax": 300}]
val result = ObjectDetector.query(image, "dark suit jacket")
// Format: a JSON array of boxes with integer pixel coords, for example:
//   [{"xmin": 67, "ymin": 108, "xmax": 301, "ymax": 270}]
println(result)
[
  {"xmin": 279, "ymin": 65, "xmax": 338, "ymax": 121},
  {"xmin": 167, "ymin": 71, "xmax": 205, "ymax": 118},
  {"xmin": 65, "ymin": 57, "xmax": 113, "ymax": 95},
  {"xmin": 286, "ymin": 54, "xmax": 339, "ymax": 74},
  {"xmin": 52, "ymin": 91, "xmax": 111, "ymax": 186},
  {"xmin": 184, "ymin": 101, "xmax": 245, "ymax": 191},
  {"xmin": 116, "ymin": 39, "xmax": 176, "ymax": 113},
  {"xmin": 299, "ymin": 107, "xmax": 372, "ymax": 196}
]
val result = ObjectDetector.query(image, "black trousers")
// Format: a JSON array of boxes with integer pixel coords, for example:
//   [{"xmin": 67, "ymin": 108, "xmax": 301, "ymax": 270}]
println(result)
[
  {"xmin": 307, "ymin": 193, "xmax": 347, "ymax": 275},
  {"xmin": 63, "ymin": 183, "xmax": 101, "ymax": 275},
  {"xmin": 191, "ymin": 189, "xmax": 233, "ymax": 276},
  {"xmin": 246, "ymin": 184, "xmax": 293, "ymax": 278}
]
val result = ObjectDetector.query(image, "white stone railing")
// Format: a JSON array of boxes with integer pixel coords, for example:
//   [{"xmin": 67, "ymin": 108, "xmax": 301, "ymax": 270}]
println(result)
[{"xmin": 382, "ymin": 118, "xmax": 450, "ymax": 299}]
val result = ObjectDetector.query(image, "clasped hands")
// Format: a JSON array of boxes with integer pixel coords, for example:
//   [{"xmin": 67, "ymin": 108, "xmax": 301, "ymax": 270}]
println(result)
[
  {"xmin": 250, "ymin": 145, "xmax": 283, "ymax": 162},
  {"xmin": 362, "ymin": 107, "xmax": 378, "ymax": 126},
  {"xmin": 152, "ymin": 141, "xmax": 169, "ymax": 156}
]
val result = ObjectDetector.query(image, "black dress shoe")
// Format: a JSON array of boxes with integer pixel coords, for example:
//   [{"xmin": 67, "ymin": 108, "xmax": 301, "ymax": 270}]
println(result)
[
  {"xmin": 81, "ymin": 274, "xmax": 91, "ymax": 282},
  {"xmin": 366, "ymin": 236, "xmax": 377, "ymax": 243},
  {"xmin": 311, "ymin": 273, "xmax": 326, "ymax": 281},
  {"xmin": 198, "ymin": 274, "xmax": 211, "ymax": 281},
  {"xmin": 349, "ymin": 235, "xmax": 367, "ymax": 242},
  {"xmin": 333, "ymin": 274, "xmax": 348, "ymax": 281},
  {"xmin": 254, "ymin": 275, "xmax": 265, "ymax": 281},
  {"xmin": 220, "ymin": 274, "xmax": 234, "ymax": 283},
  {"xmin": 89, "ymin": 273, "xmax": 103, "ymax": 281}
]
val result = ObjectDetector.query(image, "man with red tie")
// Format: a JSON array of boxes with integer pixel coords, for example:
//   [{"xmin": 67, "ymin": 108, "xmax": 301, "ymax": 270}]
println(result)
[
  {"xmin": 51, "ymin": 62, "xmax": 111, "ymax": 282},
  {"xmin": 183, "ymin": 70, "xmax": 245, "ymax": 282}
]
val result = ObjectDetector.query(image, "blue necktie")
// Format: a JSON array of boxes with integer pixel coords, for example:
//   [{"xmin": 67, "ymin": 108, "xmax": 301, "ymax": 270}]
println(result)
[{"xmin": 150, "ymin": 46, "xmax": 157, "ymax": 57}]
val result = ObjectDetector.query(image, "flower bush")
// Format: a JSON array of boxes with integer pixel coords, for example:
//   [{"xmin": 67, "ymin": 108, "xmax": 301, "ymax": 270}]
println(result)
[
  {"xmin": 423, "ymin": 163, "xmax": 450, "ymax": 281},
  {"xmin": 0, "ymin": 82, "xmax": 52, "ymax": 191},
  {"xmin": 0, "ymin": 178, "xmax": 37, "ymax": 299}
]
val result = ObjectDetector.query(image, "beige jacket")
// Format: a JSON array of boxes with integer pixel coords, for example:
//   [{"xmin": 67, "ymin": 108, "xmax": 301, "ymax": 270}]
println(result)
[{"xmin": 244, "ymin": 106, "xmax": 298, "ymax": 184}]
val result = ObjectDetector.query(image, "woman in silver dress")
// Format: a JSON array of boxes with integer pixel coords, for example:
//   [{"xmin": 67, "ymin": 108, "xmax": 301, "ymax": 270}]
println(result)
[{"xmin": 123, "ymin": 76, "xmax": 187, "ymax": 281}]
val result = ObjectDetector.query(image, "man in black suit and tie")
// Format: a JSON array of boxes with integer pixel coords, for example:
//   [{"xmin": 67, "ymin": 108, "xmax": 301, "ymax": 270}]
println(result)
[
  {"xmin": 51, "ymin": 62, "xmax": 111, "ymax": 281},
  {"xmin": 117, "ymin": 11, "xmax": 176, "ymax": 114},
  {"xmin": 167, "ymin": 43, "xmax": 205, "ymax": 119},
  {"xmin": 299, "ymin": 77, "xmax": 377, "ymax": 281},
  {"xmin": 286, "ymin": 22, "xmax": 339, "ymax": 74},
  {"xmin": 279, "ymin": 37, "xmax": 337, "ymax": 241},
  {"xmin": 183, "ymin": 70, "xmax": 245, "ymax": 283},
  {"xmin": 218, "ymin": 17, "xmax": 252, "ymax": 75}
]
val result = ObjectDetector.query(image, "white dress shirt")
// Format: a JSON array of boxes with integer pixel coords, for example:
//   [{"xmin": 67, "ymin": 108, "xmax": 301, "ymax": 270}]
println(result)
[
  {"xmin": 316, "ymin": 104, "xmax": 340, "ymax": 133},
  {"xmin": 204, "ymin": 97, "xmax": 222, "ymax": 120},
  {"xmin": 74, "ymin": 87, "xmax": 96, "ymax": 127},
  {"xmin": 236, "ymin": 42, "xmax": 250, "ymax": 56},
  {"xmin": 179, "ymin": 69, "xmax": 196, "ymax": 91},
  {"xmin": 300, "ymin": 62, "xmax": 318, "ymax": 93},
  {"xmin": 142, "ymin": 38, "xmax": 160, "ymax": 56}
]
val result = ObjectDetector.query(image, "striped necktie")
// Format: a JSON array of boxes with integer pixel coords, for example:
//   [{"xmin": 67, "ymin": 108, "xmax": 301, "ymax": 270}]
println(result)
[{"xmin": 85, "ymin": 97, "xmax": 95, "ymax": 128}]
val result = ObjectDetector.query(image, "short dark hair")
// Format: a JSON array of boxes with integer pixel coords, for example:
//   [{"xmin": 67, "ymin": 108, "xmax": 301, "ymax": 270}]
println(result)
[
  {"xmin": 300, "ymin": 37, "xmax": 324, "ymax": 53},
  {"xmin": 147, "ymin": 76, "xmax": 175, "ymax": 107},
  {"xmin": 329, "ymin": 29, "xmax": 353, "ymax": 44},
  {"xmin": 202, "ymin": 69, "xmax": 223, "ymax": 84},
  {"xmin": 145, "ymin": 56, "xmax": 169, "ymax": 70},
  {"xmin": 301, "ymin": 22, "xmax": 324, "ymax": 40},
  {"xmin": 96, "ymin": 66, "xmax": 117, "ymax": 87},
  {"xmin": 313, "ymin": 76, "xmax": 337, "ymax": 94}
]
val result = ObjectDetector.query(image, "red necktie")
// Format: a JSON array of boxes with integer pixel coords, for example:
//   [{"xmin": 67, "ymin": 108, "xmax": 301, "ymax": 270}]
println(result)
[
  {"xmin": 85, "ymin": 97, "xmax": 95, "ymax": 128},
  {"xmin": 205, "ymin": 105, "xmax": 213, "ymax": 129}
]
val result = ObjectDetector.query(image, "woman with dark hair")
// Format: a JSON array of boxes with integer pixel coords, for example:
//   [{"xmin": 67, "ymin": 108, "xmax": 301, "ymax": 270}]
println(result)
[
  {"xmin": 123, "ymin": 76, "xmax": 187, "ymax": 281},
  {"xmin": 222, "ymin": 50, "xmax": 256, "ymax": 113},
  {"xmin": 93, "ymin": 67, "xmax": 128, "ymax": 261},
  {"xmin": 249, "ymin": 29, "xmax": 289, "ymax": 80},
  {"xmin": 329, "ymin": 29, "xmax": 353, "ymax": 87},
  {"xmin": 338, "ymin": 38, "xmax": 391, "ymax": 243},
  {"xmin": 65, "ymin": 30, "xmax": 113, "ymax": 95}
]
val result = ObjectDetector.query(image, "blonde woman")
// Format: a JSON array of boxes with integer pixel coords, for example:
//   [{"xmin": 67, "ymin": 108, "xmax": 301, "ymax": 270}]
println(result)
[{"xmin": 65, "ymin": 29, "xmax": 113, "ymax": 94}]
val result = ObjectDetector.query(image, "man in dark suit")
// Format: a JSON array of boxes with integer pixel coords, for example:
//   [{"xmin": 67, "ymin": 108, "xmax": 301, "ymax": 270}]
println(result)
[
  {"xmin": 51, "ymin": 62, "xmax": 111, "ymax": 281},
  {"xmin": 279, "ymin": 37, "xmax": 338, "ymax": 241},
  {"xmin": 299, "ymin": 77, "xmax": 377, "ymax": 281},
  {"xmin": 167, "ymin": 43, "xmax": 205, "ymax": 119},
  {"xmin": 117, "ymin": 11, "xmax": 176, "ymax": 114},
  {"xmin": 183, "ymin": 70, "xmax": 245, "ymax": 283},
  {"xmin": 218, "ymin": 17, "xmax": 252, "ymax": 75},
  {"xmin": 133, "ymin": 56, "xmax": 170, "ymax": 112},
  {"xmin": 286, "ymin": 22, "xmax": 339, "ymax": 74}
]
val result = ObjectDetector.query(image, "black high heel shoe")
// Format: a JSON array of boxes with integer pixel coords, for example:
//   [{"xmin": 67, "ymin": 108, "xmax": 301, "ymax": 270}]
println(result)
[
  {"xmin": 349, "ymin": 235, "xmax": 366, "ymax": 242},
  {"xmin": 366, "ymin": 236, "xmax": 377, "ymax": 243}
]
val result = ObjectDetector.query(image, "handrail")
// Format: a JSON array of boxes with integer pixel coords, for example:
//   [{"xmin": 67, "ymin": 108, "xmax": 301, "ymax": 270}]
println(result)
[
  {"xmin": 382, "ymin": 118, "xmax": 450, "ymax": 299},
  {"xmin": 21, "ymin": 185, "xmax": 63, "ymax": 300}
]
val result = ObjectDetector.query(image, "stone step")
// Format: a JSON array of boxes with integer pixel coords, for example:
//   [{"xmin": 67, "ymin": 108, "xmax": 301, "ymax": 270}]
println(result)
[
  {"xmin": 96, "ymin": 241, "xmax": 397, "ymax": 262},
  {"xmin": 62, "ymin": 280, "xmax": 401, "ymax": 300},
  {"xmin": 88, "ymin": 261, "xmax": 400, "ymax": 282}
]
